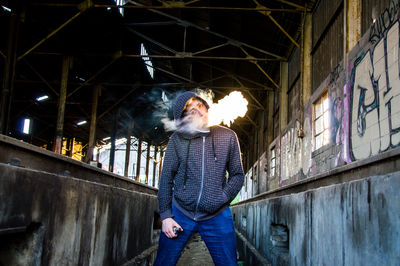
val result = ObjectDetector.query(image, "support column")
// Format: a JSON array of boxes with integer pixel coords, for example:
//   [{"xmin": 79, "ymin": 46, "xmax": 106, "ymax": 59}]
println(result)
[
  {"xmin": 280, "ymin": 62, "xmax": 288, "ymax": 132},
  {"xmin": 85, "ymin": 84, "xmax": 100, "ymax": 162},
  {"xmin": 0, "ymin": 5, "xmax": 20, "ymax": 135},
  {"xmin": 124, "ymin": 122, "xmax": 133, "ymax": 177},
  {"xmin": 135, "ymin": 138, "xmax": 142, "ymax": 181},
  {"xmin": 145, "ymin": 142, "xmax": 151, "ymax": 184},
  {"xmin": 109, "ymin": 109, "xmax": 118, "ymax": 172},
  {"xmin": 347, "ymin": 0, "xmax": 361, "ymax": 53},
  {"xmin": 54, "ymin": 56, "xmax": 72, "ymax": 154},
  {"xmin": 152, "ymin": 146, "xmax": 158, "ymax": 187}
]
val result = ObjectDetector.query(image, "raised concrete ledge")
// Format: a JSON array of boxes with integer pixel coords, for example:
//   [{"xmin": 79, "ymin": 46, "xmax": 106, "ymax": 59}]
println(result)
[
  {"xmin": 0, "ymin": 134, "xmax": 157, "ymax": 194},
  {"xmin": 234, "ymin": 146, "xmax": 400, "ymax": 205},
  {"xmin": 0, "ymin": 162, "xmax": 159, "ymax": 265}
]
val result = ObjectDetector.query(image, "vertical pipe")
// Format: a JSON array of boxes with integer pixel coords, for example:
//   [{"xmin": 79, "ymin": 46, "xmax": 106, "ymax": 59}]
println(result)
[
  {"xmin": 280, "ymin": 62, "xmax": 288, "ymax": 132},
  {"xmin": 343, "ymin": 0, "xmax": 348, "ymax": 85},
  {"xmin": 54, "ymin": 56, "xmax": 71, "ymax": 154},
  {"xmin": 109, "ymin": 109, "xmax": 118, "ymax": 172},
  {"xmin": 0, "ymin": 4, "xmax": 20, "ymax": 134},
  {"xmin": 136, "ymin": 138, "xmax": 142, "ymax": 181},
  {"xmin": 302, "ymin": 13, "xmax": 312, "ymax": 106},
  {"xmin": 145, "ymin": 142, "xmax": 151, "ymax": 184},
  {"xmin": 124, "ymin": 123, "xmax": 132, "ymax": 177},
  {"xmin": 85, "ymin": 84, "xmax": 100, "ymax": 162},
  {"xmin": 152, "ymin": 146, "xmax": 158, "ymax": 187}
]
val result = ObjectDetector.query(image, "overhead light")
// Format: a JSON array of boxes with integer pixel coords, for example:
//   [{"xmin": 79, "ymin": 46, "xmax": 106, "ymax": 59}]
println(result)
[
  {"xmin": 2, "ymin": 6, "xmax": 11, "ymax": 12},
  {"xmin": 103, "ymin": 137, "xmax": 111, "ymax": 141},
  {"xmin": 36, "ymin": 95, "xmax": 49, "ymax": 102},
  {"xmin": 77, "ymin": 120, "xmax": 87, "ymax": 126},
  {"xmin": 23, "ymin": 118, "xmax": 31, "ymax": 134}
]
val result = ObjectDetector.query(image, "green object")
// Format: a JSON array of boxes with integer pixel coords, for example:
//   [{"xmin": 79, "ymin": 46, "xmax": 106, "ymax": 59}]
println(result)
[
  {"xmin": 237, "ymin": 261, "xmax": 244, "ymax": 266},
  {"xmin": 230, "ymin": 193, "xmax": 240, "ymax": 205}
]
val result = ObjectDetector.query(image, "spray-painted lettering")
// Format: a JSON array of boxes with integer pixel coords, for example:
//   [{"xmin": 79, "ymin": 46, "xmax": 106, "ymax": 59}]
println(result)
[
  {"xmin": 369, "ymin": 0, "xmax": 400, "ymax": 43},
  {"xmin": 351, "ymin": 21, "xmax": 400, "ymax": 160},
  {"xmin": 281, "ymin": 121, "xmax": 302, "ymax": 180}
]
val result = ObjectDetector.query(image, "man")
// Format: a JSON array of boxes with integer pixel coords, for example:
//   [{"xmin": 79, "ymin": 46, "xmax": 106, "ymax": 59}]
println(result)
[{"xmin": 154, "ymin": 91, "xmax": 244, "ymax": 266}]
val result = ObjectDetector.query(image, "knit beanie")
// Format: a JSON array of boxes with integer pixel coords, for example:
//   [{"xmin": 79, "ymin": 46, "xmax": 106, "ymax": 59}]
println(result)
[{"xmin": 173, "ymin": 91, "xmax": 209, "ymax": 120}]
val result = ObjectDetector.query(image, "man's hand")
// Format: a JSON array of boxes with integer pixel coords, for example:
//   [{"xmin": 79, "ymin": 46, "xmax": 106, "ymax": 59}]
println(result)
[{"xmin": 162, "ymin": 218, "xmax": 183, "ymax": 238}]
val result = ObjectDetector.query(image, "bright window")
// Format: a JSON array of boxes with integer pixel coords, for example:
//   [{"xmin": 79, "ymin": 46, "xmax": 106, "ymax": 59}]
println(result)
[
  {"xmin": 313, "ymin": 91, "xmax": 330, "ymax": 150},
  {"xmin": 270, "ymin": 147, "xmax": 276, "ymax": 178},
  {"xmin": 23, "ymin": 118, "xmax": 31, "ymax": 134},
  {"xmin": 140, "ymin": 43, "xmax": 154, "ymax": 79},
  {"xmin": 114, "ymin": 0, "xmax": 125, "ymax": 16}
]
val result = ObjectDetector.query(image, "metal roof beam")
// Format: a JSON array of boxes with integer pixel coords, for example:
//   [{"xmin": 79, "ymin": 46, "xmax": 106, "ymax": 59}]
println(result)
[
  {"xmin": 127, "ymin": 28, "xmax": 178, "ymax": 54},
  {"xmin": 97, "ymin": 84, "xmax": 139, "ymax": 120},
  {"xmin": 240, "ymin": 46, "xmax": 281, "ymax": 90},
  {"xmin": 128, "ymin": 0, "xmax": 286, "ymax": 60},
  {"xmin": 198, "ymin": 61, "xmax": 273, "ymax": 90},
  {"xmin": 253, "ymin": 0, "xmax": 300, "ymax": 48},
  {"xmin": 67, "ymin": 52, "xmax": 122, "ymax": 98},
  {"xmin": 17, "ymin": 0, "xmax": 92, "ymax": 61},
  {"xmin": 272, "ymin": 0, "xmax": 310, "ymax": 11},
  {"xmin": 31, "ymin": 2, "xmax": 307, "ymax": 12},
  {"xmin": 23, "ymin": 59, "xmax": 59, "ymax": 96}
]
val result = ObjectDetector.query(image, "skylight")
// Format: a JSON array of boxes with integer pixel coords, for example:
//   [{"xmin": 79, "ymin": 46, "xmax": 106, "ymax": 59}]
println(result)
[
  {"xmin": 36, "ymin": 95, "xmax": 49, "ymax": 102},
  {"xmin": 140, "ymin": 43, "xmax": 154, "ymax": 79},
  {"xmin": 23, "ymin": 119, "xmax": 31, "ymax": 134},
  {"xmin": 114, "ymin": 0, "xmax": 125, "ymax": 16},
  {"xmin": 1, "ymin": 6, "xmax": 11, "ymax": 12}
]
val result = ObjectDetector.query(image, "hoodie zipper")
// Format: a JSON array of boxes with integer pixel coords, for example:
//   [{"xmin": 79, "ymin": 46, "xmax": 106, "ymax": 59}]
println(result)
[{"xmin": 194, "ymin": 136, "xmax": 206, "ymax": 221}]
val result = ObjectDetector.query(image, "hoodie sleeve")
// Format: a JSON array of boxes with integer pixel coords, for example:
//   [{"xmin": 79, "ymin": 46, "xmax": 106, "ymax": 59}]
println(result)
[
  {"xmin": 158, "ymin": 136, "xmax": 179, "ymax": 220},
  {"xmin": 223, "ymin": 131, "xmax": 245, "ymax": 203}
]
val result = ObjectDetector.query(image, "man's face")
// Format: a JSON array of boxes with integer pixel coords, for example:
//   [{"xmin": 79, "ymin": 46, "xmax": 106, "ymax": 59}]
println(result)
[{"xmin": 184, "ymin": 98, "xmax": 209, "ymax": 129}]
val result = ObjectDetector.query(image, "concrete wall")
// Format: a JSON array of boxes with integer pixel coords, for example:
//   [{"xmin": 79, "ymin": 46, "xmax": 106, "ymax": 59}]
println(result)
[
  {"xmin": 232, "ymin": 170, "xmax": 400, "ymax": 265},
  {"xmin": 0, "ymin": 137, "xmax": 159, "ymax": 265},
  {"xmin": 240, "ymin": 0, "xmax": 400, "ymax": 199}
]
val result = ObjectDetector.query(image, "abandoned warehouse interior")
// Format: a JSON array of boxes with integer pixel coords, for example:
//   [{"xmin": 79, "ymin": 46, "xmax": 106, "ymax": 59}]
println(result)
[{"xmin": 1, "ymin": 0, "xmax": 400, "ymax": 265}]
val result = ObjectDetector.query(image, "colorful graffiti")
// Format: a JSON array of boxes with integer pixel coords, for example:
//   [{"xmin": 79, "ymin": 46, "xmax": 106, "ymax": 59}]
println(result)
[
  {"xmin": 350, "ymin": 20, "xmax": 400, "ymax": 160},
  {"xmin": 369, "ymin": 0, "xmax": 400, "ymax": 43}
]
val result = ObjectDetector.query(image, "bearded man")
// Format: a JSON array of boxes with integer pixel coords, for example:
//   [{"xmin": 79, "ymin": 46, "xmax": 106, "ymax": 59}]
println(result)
[{"xmin": 154, "ymin": 91, "xmax": 244, "ymax": 266}]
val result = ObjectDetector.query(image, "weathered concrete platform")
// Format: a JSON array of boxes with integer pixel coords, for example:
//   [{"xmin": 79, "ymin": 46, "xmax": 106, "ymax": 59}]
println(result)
[{"xmin": 177, "ymin": 233, "xmax": 214, "ymax": 266}]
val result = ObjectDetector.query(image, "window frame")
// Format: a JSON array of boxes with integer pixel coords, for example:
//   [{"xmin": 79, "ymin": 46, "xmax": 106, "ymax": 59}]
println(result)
[{"xmin": 313, "ymin": 90, "xmax": 330, "ymax": 150}]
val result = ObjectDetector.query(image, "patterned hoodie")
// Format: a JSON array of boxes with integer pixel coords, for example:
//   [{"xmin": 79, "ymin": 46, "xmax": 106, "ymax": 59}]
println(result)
[{"xmin": 158, "ymin": 91, "xmax": 244, "ymax": 221}]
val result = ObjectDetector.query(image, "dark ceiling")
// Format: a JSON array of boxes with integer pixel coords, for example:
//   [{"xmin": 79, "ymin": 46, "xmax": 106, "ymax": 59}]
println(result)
[{"xmin": 0, "ymin": 0, "xmax": 315, "ymax": 147}]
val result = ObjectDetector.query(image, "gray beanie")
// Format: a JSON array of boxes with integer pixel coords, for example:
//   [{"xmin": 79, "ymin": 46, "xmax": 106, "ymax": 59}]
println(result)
[{"xmin": 173, "ymin": 91, "xmax": 209, "ymax": 120}]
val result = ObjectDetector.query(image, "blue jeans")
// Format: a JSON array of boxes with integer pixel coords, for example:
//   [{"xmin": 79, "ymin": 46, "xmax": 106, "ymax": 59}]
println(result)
[{"xmin": 154, "ymin": 204, "xmax": 237, "ymax": 266}]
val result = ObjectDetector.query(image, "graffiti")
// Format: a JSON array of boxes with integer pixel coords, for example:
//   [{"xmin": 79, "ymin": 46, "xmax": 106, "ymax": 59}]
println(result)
[
  {"xmin": 329, "ymin": 64, "xmax": 343, "ymax": 87},
  {"xmin": 369, "ymin": 0, "xmax": 400, "ymax": 43},
  {"xmin": 281, "ymin": 121, "xmax": 302, "ymax": 181},
  {"xmin": 301, "ymin": 116, "xmax": 312, "ymax": 176},
  {"xmin": 350, "ymin": 20, "xmax": 400, "ymax": 160},
  {"xmin": 331, "ymin": 97, "xmax": 342, "ymax": 145}
]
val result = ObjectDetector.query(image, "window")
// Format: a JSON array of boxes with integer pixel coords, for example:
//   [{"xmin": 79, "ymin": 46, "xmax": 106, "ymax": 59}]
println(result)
[
  {"xmin": 140, "ymin": 43, "xmax": 154, "ymax": 79},
  {"xmin": 114, "ymin": 0, "xmax": 126, "ymax": 16},
  {"xmin": 23, "ymin": 118, "xmax": 31, "ymax": 134},
  {"xmin": 313, "ymin": 90, "xmax": 330, "ymax": 150},
  {"xmin": 270, "ymin": 147, "xmax": 276, "ymax": 178}
]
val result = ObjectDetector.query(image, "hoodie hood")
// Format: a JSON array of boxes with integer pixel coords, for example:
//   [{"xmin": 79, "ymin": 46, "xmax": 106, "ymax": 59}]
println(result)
[{"xmin": 173, "ymin": 91, "xmax": 209, "ymax": 120}]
